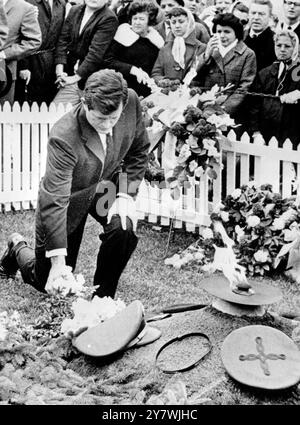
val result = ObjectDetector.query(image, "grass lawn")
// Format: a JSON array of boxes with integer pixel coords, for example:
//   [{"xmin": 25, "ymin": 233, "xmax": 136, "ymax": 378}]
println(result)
[{"xmin": 0, "ymin": 210, "xmax": 300, "ymax": 405}]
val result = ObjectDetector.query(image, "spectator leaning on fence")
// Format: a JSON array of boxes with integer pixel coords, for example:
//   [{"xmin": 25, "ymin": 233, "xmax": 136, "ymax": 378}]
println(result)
[
  {"xmin": 191, "ymin": 12, "xmax": 257, "ymax": 119},
  {"xmin": 15, "ymin": 0, "xmax": 66, "ymax": 105},
  {"xmin": 0, "ymin": 0, "xmax": 41, "ymax": 105},
  {"xmin": 53, "ymin": 0, "xmax": 118, "ymax": 106},
  {"xmin": 0, "ymin": 0, "xmax": 8, "ymax": 49},
  {"xmin": 244, "ymin": 0, "xmax": 276, "ymax": 71},
  {"xmin": 104, "ymin": 0, "xmax": 164, "ymax": 98},
  {"xmin": 152, "ymin": 7, "xmax": 206, "ymax": 83},
  {"xmin": 0, "ymin": 69, "xmax": 150, "ymax": 299},
  {"xmin": 247, "ymin": 30, "xmax": 300, "ymax": 149}
]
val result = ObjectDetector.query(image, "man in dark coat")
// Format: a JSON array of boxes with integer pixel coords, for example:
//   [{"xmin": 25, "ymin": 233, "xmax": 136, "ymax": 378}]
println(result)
[
  {"xmin": 53, "ymin": 0, "xmax": 118, "ymax": 106},
  {"xmin": 244, "ymin": 0, "xmax": 276, "ymax": 72},
  {"xmin": 0, "ymin": 0, "xmax": 41, "ymax": 104},
  {"xmin": 16, "ymin": 0, "xmax": 66, "ymax": 105},
  {"xmin": 0, "ymin": 70, "xmax": 150, "ymax": 299},
  {"xmin": 0, "ymin": 0, "xmax": 8, "ymax": 49},
  {"xmin": 278, "ymin": 0, "xmax": 300, "ymax": 46}
]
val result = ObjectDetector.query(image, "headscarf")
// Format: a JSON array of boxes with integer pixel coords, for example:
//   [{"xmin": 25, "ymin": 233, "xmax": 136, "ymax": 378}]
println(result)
[
  {"xmin": 274, "ymin": 29, "xmax": 299, "ymax": 63},
  {"xmin": 171, "ymin": 8, "xmax": 195, "ymax": 70}
]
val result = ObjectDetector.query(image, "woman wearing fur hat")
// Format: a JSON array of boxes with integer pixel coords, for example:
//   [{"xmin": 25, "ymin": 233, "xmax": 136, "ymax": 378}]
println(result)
[
  {"xmin": 152, "ymin": 7, "xmax": 206, "ymax": 83},
  {"xmin": 192, "ymin": 12, "xmax": 256, "ymax": 118},
  {"xmin": 104, "ymin": 0, "xmax": 164, "ymax": 97}
]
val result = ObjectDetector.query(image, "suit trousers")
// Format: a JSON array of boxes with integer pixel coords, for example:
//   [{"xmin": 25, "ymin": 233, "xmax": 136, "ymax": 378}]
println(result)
[{"xmin": 13, "ymin": 212, "xmax": 138, "ymax": 298}]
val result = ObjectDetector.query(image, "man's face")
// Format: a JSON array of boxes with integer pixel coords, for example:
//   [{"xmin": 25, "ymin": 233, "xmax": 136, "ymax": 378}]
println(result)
[
  {"xmin": 84, "ymin": 102, "xmax": 123, "ymax": 134},
  {"xmin": 160, "ymin": 0, "xmax": 181, "ymax": 18},
  {"xmin": 249, "ymin": 3, "xmax": 270, "ymax": 33},
  {"xmin": 85, "ymin": 0, "xmax": 108, "ymax": 10},
  {"xmin": 283, "ymin": 0, "xmax": 300, "ymax": 22},
  {"xmin": 215, "ymin": 0, "xmax": 233, "ymax": 14},
  {"xmin": 184, "ymin": 0, "xmax": 200, "ymax": 15}
]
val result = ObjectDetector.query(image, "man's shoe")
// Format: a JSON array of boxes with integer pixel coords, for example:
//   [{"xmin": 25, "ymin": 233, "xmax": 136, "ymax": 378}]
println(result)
[{"xmin": 0, "ymin": 233, "xmax": 26, "ymax": 278}]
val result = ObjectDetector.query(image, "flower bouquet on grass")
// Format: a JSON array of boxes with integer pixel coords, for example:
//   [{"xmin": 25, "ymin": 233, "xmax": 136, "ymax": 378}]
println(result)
[{"xmin": 165, "ymin": 181, "xmax": 300, "ymax": 283}]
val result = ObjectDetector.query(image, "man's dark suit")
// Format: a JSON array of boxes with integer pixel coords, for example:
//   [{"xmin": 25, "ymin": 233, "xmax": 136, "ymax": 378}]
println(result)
[
  {"xmin": 1, "ymin": 0, "xmax": 41, "ymax": 103},
  {"xmin": 0, "ymin": 0, "xmax": 8, "ymax": 49},
  {"xmin": 17, "ymin": 89, "xmax": 150, "ymax": 298},
  {"xmin": 16, "ymin": 0, "xmax": 66, "ymax": 104},
  {"xmin": 55, "ymin": 4, "xmax": 118, "ymax": 89},
  {"xmin": 244, "ymin": 27, "xmax": 276, "ymax": 72}
]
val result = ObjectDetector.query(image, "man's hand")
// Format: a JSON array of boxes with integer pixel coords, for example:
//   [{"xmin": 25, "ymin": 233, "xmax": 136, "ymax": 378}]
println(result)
[
  {"xmin": 280, "ymin": 90, "xmax": 300, "ymax": 104},
  {"xmin": 55, "ymin": 73, "xmax": 81, "ymax": 88},
  {"xmin": 45, "ymin": 255, "xmax": 67, "ymax": 293},
  {"xmin": 19, "ymin": 69, "xmax": 31, "ymax": 85},
  {"xmin": 107, "ymin": 194, "xmax": 137, "ymax": 231}
]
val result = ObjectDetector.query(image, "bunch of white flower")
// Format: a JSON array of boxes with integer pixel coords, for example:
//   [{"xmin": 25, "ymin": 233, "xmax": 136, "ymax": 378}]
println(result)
[
  {"xmin": 45, "ymin": 266, "xmax": 85, "ymax": 297},
  {"xmin": 164, "ymin": 249, "xmax": 205, "ymax": 269},
  {"xmin": 61, "ymin": 296, "xmax": 126, "ymax": 336}
]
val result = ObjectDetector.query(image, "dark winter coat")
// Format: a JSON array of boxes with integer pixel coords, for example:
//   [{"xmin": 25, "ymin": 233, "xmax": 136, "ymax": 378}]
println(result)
[
  {"xmin": 151, "ymin": 31, "xmax": 206, "ymax": 83},
  {"xmin": 104, "ymin": 24, "xmax": 164, "ymax": 98},
  {"xmin": 247, "ymin": 60, "xmax": 300, "ymax": 149},
  {"xmin": 55, "ymin": 4, "xmax": 118, "ymax": 89},
  {"xmin": 244, "ymin": 27, "xmax": 276, "ymax": 72}
]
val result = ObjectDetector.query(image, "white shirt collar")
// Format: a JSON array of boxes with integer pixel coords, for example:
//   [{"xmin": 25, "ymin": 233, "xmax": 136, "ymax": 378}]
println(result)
[
  {"xmin": 249, "ymin": 28, "xmax": 265, "ymax": 38},
  {"xmin": 97, "ymin": 130, "xmax": 112, "ymax": 155},
  {"xmin": 281, "ymin": 21, "xmax": 300, "ymax": 31}
]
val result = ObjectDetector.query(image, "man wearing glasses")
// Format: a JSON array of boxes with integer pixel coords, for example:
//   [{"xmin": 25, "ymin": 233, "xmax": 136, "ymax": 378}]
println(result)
[{"xmin": 279, "ymin": 0, "xmax": 300, "ymax": 41}]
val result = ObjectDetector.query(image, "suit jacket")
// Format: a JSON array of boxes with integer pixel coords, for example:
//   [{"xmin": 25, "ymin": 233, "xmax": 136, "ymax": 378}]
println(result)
[
  {"xmin": 0, "ymin": 0, "xmax": 8, "ymax": 49},
  {"xmin": 193, "ymin": 41, "xmax": 257, "ymax": 117},
  {"xmin": 244, "ymin": 27, "xmax": 276, "ymax": 72},
  {"xmin": 17, "ymin": 0, "xmax": 65, "ymax": 102},
  {"xmin": 3, "ymin": 0, "xmax": 41, "ymax": 79},
  {"xmin": 155, "ymin": 21, "xmax": 210, "ymax": 45},
  {"xmin": 55, "ymin": 4, "xmax": 118, "ymax": 88},
  {"xmin": 35, "ymin": 89, "xmax": 150, "ymax": 252},
  {"xmin": 151, "ymin": 31, "xmax": 206, "ymax": 82}
]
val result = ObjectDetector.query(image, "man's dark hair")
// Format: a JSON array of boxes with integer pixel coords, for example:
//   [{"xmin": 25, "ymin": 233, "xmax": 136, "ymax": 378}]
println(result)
[
  {"xmin": 212, "ymin": 12, "xmax": 244, "ymax": 40},
  {"xmin": 83, "ymin": 69, "xmax": 128, "ymax": 114},
  {"xmin": 250, "ymin": 0, "xmax": 273, "ymax": 14},
  {"xmin": 167, "ymin": 6, "xmax": 188, "ymax": 18},
  {"xmin": 128, "ymin": 0, "xmax": 160, "ymax": 26}
]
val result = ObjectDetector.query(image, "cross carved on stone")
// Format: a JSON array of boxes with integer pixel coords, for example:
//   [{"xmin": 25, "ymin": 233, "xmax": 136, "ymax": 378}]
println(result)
[{"xmin": 239, "ymin": 336, "xmax": 286, "ymax": 376}]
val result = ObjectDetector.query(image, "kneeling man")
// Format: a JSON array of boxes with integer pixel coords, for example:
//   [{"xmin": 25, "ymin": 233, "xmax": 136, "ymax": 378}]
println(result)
[{"xmin": 0, "ymin": 69, "xmax": 149, "ymax": 298}]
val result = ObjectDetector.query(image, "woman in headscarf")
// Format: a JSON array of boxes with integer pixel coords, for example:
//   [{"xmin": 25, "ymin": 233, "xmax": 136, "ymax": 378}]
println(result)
[
  {"xmin": 151, "ymin": 7, "xmax": 206, "ymax": 84},
  {"xmin": 104, "ymin": 0, "xmax": 164, "ymax": 98},
  {"xmin": 191, "ymin": 12, "xmax": 256, "ymax": 119},
  {"xmin": 248, "ymin": 29, "xmax": 300, "ymax": 149}
]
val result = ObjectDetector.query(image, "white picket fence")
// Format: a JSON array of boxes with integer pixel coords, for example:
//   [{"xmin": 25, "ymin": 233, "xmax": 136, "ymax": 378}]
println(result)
[{"xmin": 0, "ymin": 102, "xmax": 299, "ymax": 233}]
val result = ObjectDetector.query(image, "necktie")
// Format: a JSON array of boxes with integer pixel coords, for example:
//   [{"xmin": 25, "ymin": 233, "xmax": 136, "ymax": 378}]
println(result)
[{"xmin": 103, "ymin": 133, "xmax": 114, "ymax": 176}]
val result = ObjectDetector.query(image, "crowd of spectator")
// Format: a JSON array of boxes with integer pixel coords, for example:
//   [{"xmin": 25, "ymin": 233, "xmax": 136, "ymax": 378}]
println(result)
[{"xmin": 1, "ymin": 0, "xmax": 300, "ymax": 147}]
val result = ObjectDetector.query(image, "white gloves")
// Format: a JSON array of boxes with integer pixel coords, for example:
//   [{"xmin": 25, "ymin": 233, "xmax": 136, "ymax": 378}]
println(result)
[
  {"xmin": 280, "ymin": 90, "xmax": 300, "ymax": 104},
  {"xmin": 130, "ymin": 66, "xmax": 150, "ymax": 85},
  {"xmin": 19, "ymin": 69, "xmax": 31, "ymax": 85},
  {"xmin": 107, "ymin": 193, "xmax": 138, "ymax": 231}
]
